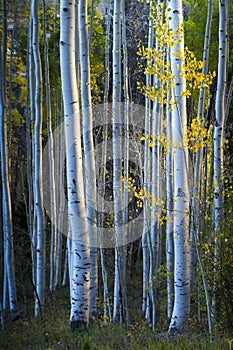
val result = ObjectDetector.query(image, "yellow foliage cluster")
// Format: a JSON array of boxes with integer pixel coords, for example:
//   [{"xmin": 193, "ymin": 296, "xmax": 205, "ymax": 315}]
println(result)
[
  {"xmin": 140, "ymin": 133, "xmax": 172, "ymax": 154},
  {"xmin": 185, "ymin": 117, "xmax": 212, "ymax": 152},
  {"xmin": 137, "ymin": 5, "xmax": 216, "ymax": 108},
  {"xmin": 180, "ymin": 47, "xmax": 216, "ymax": 97}
]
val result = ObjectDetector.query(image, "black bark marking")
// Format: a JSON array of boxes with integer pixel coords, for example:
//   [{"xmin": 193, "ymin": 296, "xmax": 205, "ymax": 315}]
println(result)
[
  {"xmin": 83, "ymin": 274, "xmax": 89, "ymax": 282},
  {"xmin": 177, "ymin": 188, "xmax": 185, "ymax": 197},
  {"xmin": 75, "ymin": 251, "xmax": 81, "ymax": 259}
]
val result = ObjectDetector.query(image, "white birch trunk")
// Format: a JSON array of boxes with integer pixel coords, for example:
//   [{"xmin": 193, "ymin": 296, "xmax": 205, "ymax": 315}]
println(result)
[
  {"xmin": 212, "ymin": 0, "xmax": 228, "ymax": 316},
  {"xmin": 28, "ymin": 14, "xmax": 36, "ymax": 286},
  {"xmin": 150, "ymin": 100, "xmax": 161, "ymax": 329},
  {"xmin": 142, "ymin": 6, "xmax": 153, "ymax": 318},
  {"xmin": 121, "ymin": 0, "xmax": 128, "ymax": 324},
  {"xmin": 31, "ymin": 0, "xmax": 45, "ymax": 318},
  {"xmin": 43, "ymin": 0, "xmax": 57, "ymax": 293},
  {"xmin": 168, "ymin": 0, "xmax": 190, "ymax": 333},
  {"xmin": 56, "ymin": 121, "xmax": 65, "ymax": 287},
  {"xmin": 60, "ymin": 0, "xmax": 90, "ymax": 329},
  {"xmin": 79, "ymin": 0, "xmax": 98, "ymax": 321},
  {"xmin": 0, "ymin": 0, "xmax": 17, "ymax": 314},
  {"xmin": 112, "ymin": 0, "xmax": 123, "ymax": 322},
  {"xmin": 166, "ymin": 88, "xmax": 174, "ymax": 321},
  {"xmin": 104, "ymin": 0, "xmax": 113, "ymax": 104}
]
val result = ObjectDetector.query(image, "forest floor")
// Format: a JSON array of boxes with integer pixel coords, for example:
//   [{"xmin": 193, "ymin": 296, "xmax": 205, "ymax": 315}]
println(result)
[
  {"xmin": 0, "ymin": 315, "xmax": 231, "ymax": 350},
  {"xmin": 0, "ymin": 259, "xmax": 232, "ymax": 350},
  {"xmin": 0, "ymin": 288, "xmax": 231, "ymax": 350}
]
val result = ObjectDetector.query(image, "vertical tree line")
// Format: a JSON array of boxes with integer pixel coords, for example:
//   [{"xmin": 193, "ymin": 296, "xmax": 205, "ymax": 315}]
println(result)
[{"xmin": 0, "ymin": 0, "xmax": 232, "ymax": 340}]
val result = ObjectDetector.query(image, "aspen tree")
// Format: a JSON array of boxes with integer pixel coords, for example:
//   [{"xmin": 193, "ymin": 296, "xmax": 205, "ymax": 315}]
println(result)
[
  {"xmin": 99, "ymin": 0, "xmax": 113, "ymax": 323},
  {"xmin": 167, "ymin": 0, "xmax": 191, "ymax": 333},
  {"xmin": 31, "ymin": 0, "xmax": 45, "ymax": 318},
  {"xmin": 79, "ymin": 0, "xmax": 98, "ymax": 320},
  {"xmin": 121, "ymin": 0, "xmax": 129, "ymax": 324},
  {"xmin": 149, "ymin": 1, "xmax": 164, "ymax": 329},
  {"xmin": 142, "ymin": 2, "xmax": 153, "ymax": 320},
  {"xmin": 166, "ymin": 85, "xmax": 174, "ymax": 321},
  {"xmin": 212, "ymin": 0, "xmax": 228, "ymax": 317},
  {"xmin": 112, "ymin": 0, "xmax": 124, "ymax": 322},
  {"xmin": 43, "ymin": 0, "xmax": 57, "ymax": 293},
  {"xmin": 60, "ymin": 0, "xmax": 90, "ymax": 329},
  {"xmin": 0, "ymin": 0, "xmax": 17, "ymax": 315}
]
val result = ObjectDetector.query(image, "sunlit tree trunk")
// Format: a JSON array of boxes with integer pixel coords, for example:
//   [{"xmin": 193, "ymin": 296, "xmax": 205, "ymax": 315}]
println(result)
[
  {"xmin": 60, "ymin": 0, "xmax": 90, "ymax": 329},
  {"xmin": 43, "ymin": 0, "xmax": 57, "ymax": 293},
  {"xmin": 168, "ymin": 0, "xmax": 190, "ymax": 333},
  {"xmin": 112, "ymin": 0, "xmax": 128, "ymax": 323},
  {"xmin": 103, "ymin": 0, "xmax": 113, "ymax": 104},
  {"xmin": 121, "ymin": 0, "xmax": 128, "ymax": 325},
  {"xmin": 149, "ymin": 5, "xmax": 165, "ymax": 325},
  {"xmin": 98, "ymin": 0, "xmax": 113, "ymax": 324},
  {"xmin": 166, "ymin": 86, "xmax": 174, "ymax": 321},
  {"xmin": 142, "ymin": 4, "xmax": 153, "ymax": 319},
  {"xmin": 79, "ymin": 0, "xmax": 98, "ymax": 321},
  {"xmin": 212, "ymin": 0, "xmax": 228, "ymax": 317},
  {"xmin": 27, "ymin": 13, "xmax": 36, "ymax": 287},
  {"xmin": 53, "ymin": 3, "xmax": 63, "ymax": 289},
  {"xmin": 56, "ymin": 113, "xmax": 65, "ymax": 287},
  {"xmin": 31, "ymin": 0, "xmax": 45, "ymax": 318},
  {"xmin": 0, "ymin": 0, "xmax": 17, "ymax": 314}
]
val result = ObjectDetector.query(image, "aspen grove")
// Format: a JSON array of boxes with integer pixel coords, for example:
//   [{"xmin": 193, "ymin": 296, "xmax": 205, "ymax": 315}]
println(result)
[{"xmin": 0, "ymin": 0, "xmax": 233, "ymax": 348}]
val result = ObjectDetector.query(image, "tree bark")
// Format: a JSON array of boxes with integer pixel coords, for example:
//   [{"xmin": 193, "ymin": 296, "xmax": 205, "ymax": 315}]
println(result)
[
  {"xmin": 60, "ymin": 0, "xmax": 90, "ymax": 329},
  {"xmin": 0, "ymin": 0, "xmax": 17, "ymax": 314},
  {"xmin": 212, "ymin": 0, "xmax": 228, "ymax": 318},
  {"xmin": 79, "ymin": 0, "xmax": 98, "ymax": 321},
  {"xmin": 31, "ymin": 0, "xmax": 45, "ymax": 318},
  {"xmin": 168, "ymin": 0, "xmax": 191, "ymax": 333}
]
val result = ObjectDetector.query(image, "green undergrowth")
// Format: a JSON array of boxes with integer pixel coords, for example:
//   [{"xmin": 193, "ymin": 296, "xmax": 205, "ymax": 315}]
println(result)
[
  {"xmin": 0, "ymin": 272, "xmax": 232, "ymax": 350},
  {"xmin": 0, "ymin": 309, "xmax": 231, "ymax": 350}
]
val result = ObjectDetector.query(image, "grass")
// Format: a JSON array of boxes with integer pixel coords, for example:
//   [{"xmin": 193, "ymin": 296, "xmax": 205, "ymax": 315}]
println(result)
[
  {"xmin": 0, "ymin": 303, "xmax": 231, "ymax": 350},
  {"xmin": 1, "ymin": 260, "xmax": 232, "ymax": 350}
]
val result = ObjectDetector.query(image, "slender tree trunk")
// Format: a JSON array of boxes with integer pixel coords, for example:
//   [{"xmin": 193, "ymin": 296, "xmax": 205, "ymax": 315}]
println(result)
[
  {"xmin": 104, "ymin": 0, "xmax": 113, "ymax": 104},
  {"xmin": 0, "ymin": 0, "xmax": 17, "ymax": 314},
  {"xmin": 142, "ymin": 4, "xmax": 153, "ymax": 319},
  {"xmin": 168, "ymin": 0, "xmax": 190, "ymax": 333},
  {"xmin": 112, "ymin": 0, "xmax": 124, "ymax": 323},
  {"xmin": 43, "ymin": 0, "xmax": 57, "ymax": 293},
  {"xmin": 79, "ymin": 0, "xmax": 98, "ymax": 321},
  {"xmin": 56, "ymin": 116, "xmax": 65, "ymax": 287},
  {"xmin": 60, "ymin": 0, "xmax": 90, "ymax": 329},
  {"xmin": 98, "ymin": 0, "xmax": 113, "ymax": 323},
  {"xmin": 28, "ymin": 13, "xmax": 36, "ymax": 286},
  {"xmin": 121, "ymin": 0, "xmax": 129, "ymax": 325},
  {"xmin": 166, "ymin": 87, "xmax": 174, "ymax": 321},
  {"xmin": 212, "ymin": 0, "xmax": 228, "ymax": 318},
  {"xmin": 31, "ymin": 0, "xmax": 45, "ymax": 318}
]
